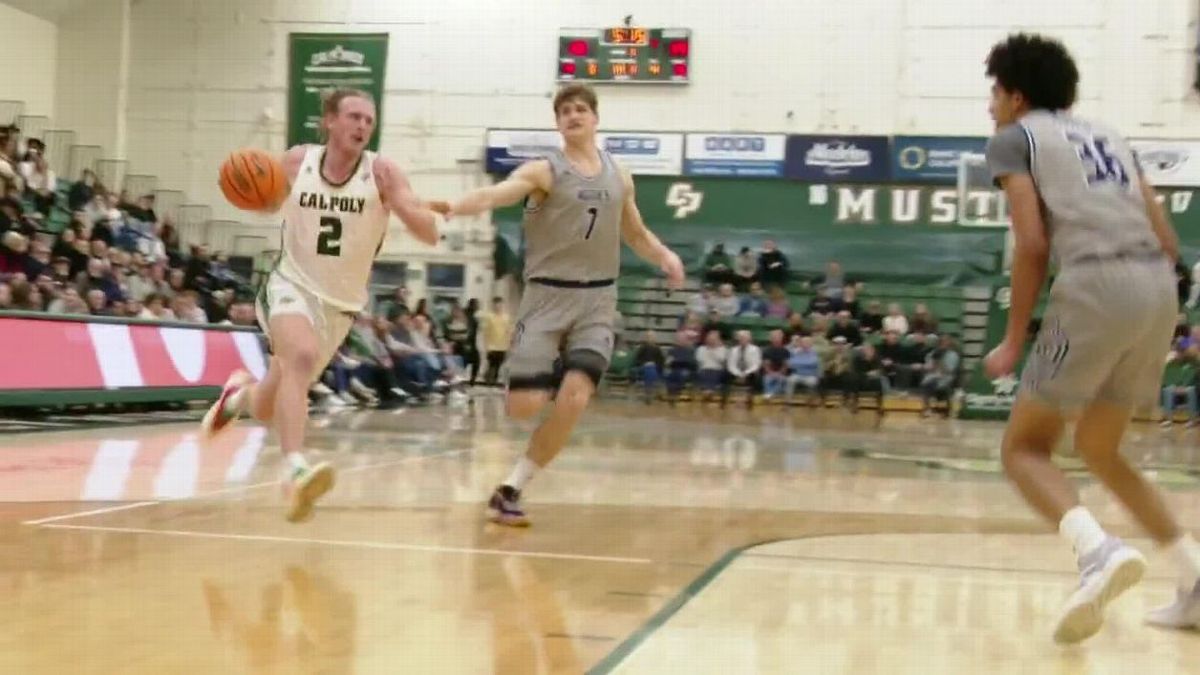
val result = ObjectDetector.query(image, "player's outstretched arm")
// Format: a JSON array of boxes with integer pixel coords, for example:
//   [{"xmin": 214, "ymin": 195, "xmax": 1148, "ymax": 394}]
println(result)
[
  {"xmin": 1138, "ymin": 177, "xmax": 1180, "ymax": 262},
  {"xmin": 618, "ymin": 170, "xmax": 684, "ymax": 290},
  {"xmin": 374, "ymin": 156, "xmax": 439, "ymax": 246},
  {"xmin": 444, "ymin": 160, "xmax": 551, "ymax": 216}
]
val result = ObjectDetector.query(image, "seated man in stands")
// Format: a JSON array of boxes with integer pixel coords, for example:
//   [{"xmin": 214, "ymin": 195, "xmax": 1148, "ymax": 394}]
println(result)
[
  {"xmin": 85, "ymin": 288, "xmax": 110, "ymax": 316},
  {"xmin": 758, "ymin": 240, "xmax": 790, "ymax": 288},
  {"xmin": 738, "ymin": 282, "xmax": 768, "ymax": 317},
  {"xmin": 827, "ymin": 310, "xmax": 863, "ymax": 346},
  {"xmin": 724, "ymin": 329, "xmax": 762, "ymax": 409},
  {"xmin": 859, "ymin": 300, "xmax": 885, "ymax": 334},
  {"xmin": 806, "ymin": 287, "xmax": 837, "ymax": 319},
  {"xmin": 836, "ymin": 286, "xmax": 861, "ymax": 319},
  {"xmin": 687, "ymin": 288, "xmax": 712, "ymax": 317},
  {"xmin": 702, "ymin": 243, "xmax": 734, "ymax": 286},
  {"xmin": 877, "ymin": 329, "xmax": 905, "ymax": 386},
  {"xmin": 633, "ymin": 330, "xmax": 665, "ymax": 403},
  {"xmin": 810, "ymin": 260, "xmax": 860, "ymax": 300},
  {"xmin": 920, "ymin": 334, "xmax": 960, "ymax": 417},
  {"xmin": 784, "ymin": 311, "xmax": 808, "ymax": 339},
  {"xmin": 732, "ymin": 246, "xmax": 758, "ymax": 290},
  {"xmin": 851, "ymin": 342, "xmax": 889, "ymax": 418},
  {"xmin": 910, "ymin": 302, "xmax": 938, "ymax": 334},
  {"xmin": 819, "ymin": 336, "xmax": 854, "ymax": 406},
  {"xmin": 786, "ymin": 335, "xmax": 822, "ymax": 404},
  {"xmin": 695, "ymin": 330, "xmax": 729, "ymax": 401},
  {"xmin": 1160, "ymin": 344, "xmax": 1199, "ymax": 427},
  {"xmin": 711, "ymin": 283, "xmax": 740, "ymax": 318},
  {"xmin": 760, "ymin": 329, "xmax": 791, "ymax": 400},
  {"xmin": 897, "ymin": 331, "xmax": 933, "ymax": 389},
  {"xmin": 664, "ymin": 330, "xmax": 699, "ymax": 403},
  {"xmin": 0, "ymin": 231, "xmax": 29, "ymax": 278}
]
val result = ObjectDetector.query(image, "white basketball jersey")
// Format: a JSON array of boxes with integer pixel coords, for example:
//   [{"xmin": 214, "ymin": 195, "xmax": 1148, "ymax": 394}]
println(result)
[{"xmin": 276, "ymin": 145, "xmax": 389, "ymax": 311}]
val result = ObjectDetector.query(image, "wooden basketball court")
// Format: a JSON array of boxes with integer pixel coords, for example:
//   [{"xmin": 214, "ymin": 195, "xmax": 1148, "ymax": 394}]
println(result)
[{"xmin": 3, "ymin": 398, "xmax": 1200, "ymax": 673}]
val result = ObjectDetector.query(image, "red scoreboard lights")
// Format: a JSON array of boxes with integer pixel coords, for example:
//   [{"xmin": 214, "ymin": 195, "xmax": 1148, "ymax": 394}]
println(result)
[
  {"xmin": 673, "ymin": 62, "xmax": 688, "ymax": 77},
  {"xmin": 560, "ymin": 62, "xmax": 577, "ymax": 76},
  {"xmin": 567, "ymin": 40, "xmax": 589, "ymax": 57},
  {"xmin": 668, "ymin": 40, "xmax": 689, "ymax": 58}
]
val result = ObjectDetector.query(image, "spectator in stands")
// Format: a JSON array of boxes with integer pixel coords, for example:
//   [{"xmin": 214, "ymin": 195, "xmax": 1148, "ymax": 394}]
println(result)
[
  {"xmin": 679, "ymin": 312, "xmax": 705, "ymax": 344},
  {"xmin": 443, "ymin": 303, "xmax": 476, "ymax": 380},
  {"xmin": 10, "ymin": 278, "xmax": 43, "ymax": 311},
  {"xmin": 139, "ymin": 293, "xmax": 174, "ymax": 320},
  {"xmin": 733, "ymin": 246, "xmax": 758, "ymax": 290},
  {"xmin": 811, "ymin": 261, "xmax": 859, "ymax": 300},
  {"xmin": 920, "ymin": 335, "xmax": 961, "ymax": 417},
  {"xmin": 703, "ymin": 308, "xmax": 729, "ymax": 341},
  {"xmin": 910, "ymin": 303, "xmax": 938, "ymax": 334},
  {"xmin": 760, "ymin": 329, "xmax": 790, "ymax": 400},
  {"xmin": 204, "ymin": 289, "xmax": 232, "ymax": 324},
  {"xmin": 0, "ymin": 281, "xmax": 10, "ymax": 309},
  {"xmin": 1161, "ymin": 345, "xmax": 1200, "ymax": 427},
  {"xmin": 851, "ymin": 342, "xmax": 888, "ymax": 417},
  {"xmin": 633, "ymin": 331, "xmax": 665, "ymax": 403},
  {"xmin": 227, "ymin": 300, "xmax": 257, "ymax": 327},
  {"xmin": 167, "ymin": 267, "xmax": 187, "ymax": 297},
  {"xmin": 860, "ymin": 300, "xmax": 885, "ymax": 334},
  {"xmin": 711, "ymin": 283, "xmax": 740, "ymax": 318},
  {"xmin": 463, "ymin": 298, "xmax": 483, "ymax": 384},
  {"xmin": 1182, "ymin": 325, "xmax": 1200, "ymax": 351},
  {"xmin": 738, "ymin": 282, "xmax": 768, "ymax": 317},
  {"xmin": 18, "ymin": 146, "xmax": 56, "ymax": 217},
  {"xmin": 480, "ymin": 296, "xmax": 513, "ymax": 385},
  {"xmin": 0, "ymin": 126, "xmax": 17, "ymax": 191},
  {"xmin": 125, "ymin": 259, "xmax": 157, "ymax": 302},
  {"xmin": 806, "ymin": 288, "xmax": 836, "ymax": 318},
  {"xmin": 352, "ymin": 315, "xmax": 409, "ymax": 401},
  {"xmin": 382, "ymin": 286, "xmax": 411, "ymax": 320},
  {"xmin": 827, "ymin": 310, "xmax": 863, "ymax": 346},
  {"xmin": 899, "ymin": 331, "xmax": 933, "ymax": 389},
  {"xmin": 78, "ymin": 257, "xmax": 121, "ymax": 304},
  {"xmin": 785, "ymin": 311, "xmax": 808, "ymax": 340},
  {"xmin": 23, "ymin": 239, "xmax": 49, "ymax": 280},
  {"xmin": 1174, "ymin": 313, "xmax": 1190, "ymax": 341},
  {"xmin": 159, "ymin": 220, "xmax": 183, "ymax": 267},
  {"xmin": 703, "ymin": 243, "xmax": 734, "ymax": 285},
  {"xmin": 785, "ymin": 335, "xmax": 821, "ymax": 404},
  {"xmin": 387, "ymin": 312, "xmax": 440, "ymax": 398},
  {"xmin": 819, "ymin": 336, "xmax": 854, "ymax": 405},
  {"xmin": 86, "ymin": 288, "xmax": 109, "ymax": 315},
  {"xmin": 173, "ymin": 291, "xmax": 208, "ymax": 323},
  {"xmin": 877, "ymin": 330, "xmax": 904, "ymax": 386},
  {"xmin": 46, "ymin": 286, "xmax": 86, "ymax": 314},
  {"xmin": 69, "ymin": 170, "xmax": 97, "ymax": 211},
  {"xmin": 695, "ymin": 330, "xmax": 729, "ymax": 400},
  {"xmin": 765, "ymin": 286, "xmax": 792, "ymax": 319},
  {"xmin": 687, "ymin": 287, "xmax": 711, "ymax": 317},
  {"xmin": 664, "ymin": 331, "xmax": 698, "ymax": 402},
  {"xmin": 0, "ymin": 191, "xmax": 23, "ymax": 234},
  {"xmin": 883, "ymin": 303, "xmax": 909, "ymax": 335},
  {"xmin": 413, "ymin": 298, "xmax": 430, "ymax": 321},
  {"xmin": 837, "ymin": 286, "xmax": 861, "ymax": 318},
  {"xmin": 412, "ymin": 314, "xmax": 453, "ymax": 385},
  {"xmin": 48, "ymin": 256, "xmax": 71, "ymax": 286},
  {"xmin": 724, "ymin": 330, "xmax": 762, "ymax": 408},
  {"xmin": 0, "ymin": 231, "xmax": 29, "ymax": 277},
  {"xmin": 759, "ymin": 240, "xmax": 790, "ymax": 287}
]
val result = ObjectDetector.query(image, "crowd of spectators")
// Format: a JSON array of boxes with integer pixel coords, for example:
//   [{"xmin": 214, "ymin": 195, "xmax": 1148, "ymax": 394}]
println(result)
[{"xmin": 628, "ymin": 246, "xmax": 964, "ymax": 416}]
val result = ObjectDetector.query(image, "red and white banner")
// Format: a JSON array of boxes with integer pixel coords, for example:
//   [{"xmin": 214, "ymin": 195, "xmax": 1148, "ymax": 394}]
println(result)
[{"xmin": 0, "ymin": 317, "xmax": 267, "ymax": 390}]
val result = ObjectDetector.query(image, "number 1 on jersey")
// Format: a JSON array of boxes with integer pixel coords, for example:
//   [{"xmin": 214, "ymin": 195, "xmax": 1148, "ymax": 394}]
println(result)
[{"xmin": 584, "ymin": 207, "xmax": 598, "ymax": 240}]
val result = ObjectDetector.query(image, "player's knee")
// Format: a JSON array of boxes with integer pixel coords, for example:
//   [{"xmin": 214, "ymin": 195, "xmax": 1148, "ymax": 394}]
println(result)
[
  {"xmin": 280, "ymin": 345, "xmax": 319, "ymax": 376},
  {"xmin": 556, "ymin": 371, "xmax": 595, "ymax": 414},
  {"xmin": 563, "ymin": 349, "xmax": 605, "ymax": 390},
  {"xmin": 507, "ymin": 390, "xmax": 550, "ymax": 420}
]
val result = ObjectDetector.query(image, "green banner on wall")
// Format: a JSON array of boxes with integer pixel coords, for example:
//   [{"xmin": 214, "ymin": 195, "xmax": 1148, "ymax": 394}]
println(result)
[{"xmin": 288, "ymin": 33, "xmax": 388, "ymax": 151}]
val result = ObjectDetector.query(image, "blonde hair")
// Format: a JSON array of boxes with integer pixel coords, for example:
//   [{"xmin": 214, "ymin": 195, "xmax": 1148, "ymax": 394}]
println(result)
[{"xmin": 319, "ymin": 88, "xmax": 375, "ymax": 140}]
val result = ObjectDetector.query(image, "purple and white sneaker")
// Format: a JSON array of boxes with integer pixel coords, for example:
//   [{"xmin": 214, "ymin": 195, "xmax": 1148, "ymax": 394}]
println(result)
[
  {"xmin": 1053, "ymin": 536, "xmax": 1146, "ymax": 645},
  {"xmin": 487, "ymin": 485, "xmax": 530, "ymax": 527}
]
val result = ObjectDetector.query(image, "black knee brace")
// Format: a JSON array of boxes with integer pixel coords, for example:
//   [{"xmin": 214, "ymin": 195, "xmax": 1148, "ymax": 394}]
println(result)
[{"xmin": 562, "ymin": 349, "xmax": 607, "ymax": 387}]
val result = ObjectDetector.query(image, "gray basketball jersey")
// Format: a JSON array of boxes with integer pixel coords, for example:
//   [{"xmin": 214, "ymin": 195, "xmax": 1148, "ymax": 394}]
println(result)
[
  {"xmin": 521, "ymin": 148, "xmax": 625, "ymax": 281},
  {"xmin": 986, "ymin": 110, "xmax": 1159, "ymax": 267}
]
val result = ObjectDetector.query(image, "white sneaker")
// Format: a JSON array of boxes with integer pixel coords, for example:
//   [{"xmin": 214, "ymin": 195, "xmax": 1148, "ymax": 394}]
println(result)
[
  {"xmin": 200, "ymin": 370, "xmax": 253, "ymax": 441},
  {"xmin": 390, "ymin": 387, "xmax": 411, "ymax": 400},
  {"xmin": 282, "ymin": 461, "xmax": 336, "ymax": 523},
  {"xmin": 324, "ymin": 394, "xmax": 349, "ymax": 408},
  {"xmin": 1146, "ymin": 580, "xmax": 1200, "ymax": 630},
  {"xmin": 1053, "ymin": 537, "xmax": 1147, "ymax": 645},
  {"xmin": 311, "ymin": 382, "xmax": 334, "ymax": 397},
  {"xmin": 338, "ymin": 392, "xmax": 362, "ymax": 407},
  {"xmin": 348, "ymin": 377, "xmax": 376, "ymax": 400}
]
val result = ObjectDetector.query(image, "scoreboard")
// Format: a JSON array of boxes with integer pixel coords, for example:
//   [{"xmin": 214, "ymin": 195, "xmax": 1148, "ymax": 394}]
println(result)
[{"xmin": 557, "ymin": 27, "xmax": 691, "ymax": 84}]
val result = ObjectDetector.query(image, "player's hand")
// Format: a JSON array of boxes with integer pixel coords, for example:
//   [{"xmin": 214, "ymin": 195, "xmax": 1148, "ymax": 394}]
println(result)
[
  {"xmin": 660, "ymin": 250, "xmax": 685, "ymax": 290},
  {"xmin": 983, "ymin": 340, "xmax": 1021, "ymax": 379},
  {"xmin": 428, "ymin": 200, "xmax": 453, "ymax": 216}
]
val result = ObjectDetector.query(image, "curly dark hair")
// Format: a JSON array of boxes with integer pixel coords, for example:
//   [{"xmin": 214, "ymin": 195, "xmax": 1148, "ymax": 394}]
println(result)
[{"xmin": 985, "ymin": 33, "xmax": 1079, "ymax": 111}]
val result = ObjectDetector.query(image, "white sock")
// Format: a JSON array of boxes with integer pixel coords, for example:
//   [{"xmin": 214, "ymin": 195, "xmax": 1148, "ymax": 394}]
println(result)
[
  {"xmin": 1059, "ymin": 506, "xmax": 1108, "ymax": 559},
  {"xmin": 504, "ymin": 456, "xmax": 540, "ymax": 491},
  {"xmin": 286, "ymin": 452, "xmax": 310, "ymax": 472},
  {"xmin": 1166, "ymin": 533, "xmax": 1200, "ymax": 591}
]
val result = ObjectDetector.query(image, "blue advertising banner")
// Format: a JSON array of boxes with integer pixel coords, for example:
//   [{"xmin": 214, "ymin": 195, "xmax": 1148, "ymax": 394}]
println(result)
[
  {"xmin": 683, "ymin": 133, "xmax": 787, "ymax": 177},
  {"xmin": 785, "ymin": 135, "xmax": 891, "ymax": 182},
  {"xmin": 892, "ymin": 135, "xmax": 988, "ymax": 184}
]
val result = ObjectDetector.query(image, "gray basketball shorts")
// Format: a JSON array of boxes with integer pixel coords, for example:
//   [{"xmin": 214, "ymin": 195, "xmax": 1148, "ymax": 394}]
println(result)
[
  {"xmin": 506, "ymin": 282, "xmax": 617, "ymax": 389},
  {"xmin": 1020, "ymin": 258, "xmax": 1176, "ymax": 411}
]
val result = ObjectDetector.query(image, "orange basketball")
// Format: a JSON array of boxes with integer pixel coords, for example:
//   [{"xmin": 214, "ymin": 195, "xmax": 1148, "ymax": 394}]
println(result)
[{"xmin": 219, "ymin": 148, "xmax": 286, "ymax": 211}]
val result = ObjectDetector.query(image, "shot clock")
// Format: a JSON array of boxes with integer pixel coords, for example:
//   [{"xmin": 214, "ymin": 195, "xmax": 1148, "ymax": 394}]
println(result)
[{"xmin": 557, "ymin": 27, "xmax": 691, "ymax": 84}]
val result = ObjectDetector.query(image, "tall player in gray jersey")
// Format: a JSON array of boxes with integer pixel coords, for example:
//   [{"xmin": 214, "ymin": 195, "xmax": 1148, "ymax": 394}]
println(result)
[
  {"xmin": 982, "ymin": 34, "xmax": 1200, "ymax": 644},
  {"xmin": 438, "ymin": 84, "xmax": 684, "ymax": 526}
]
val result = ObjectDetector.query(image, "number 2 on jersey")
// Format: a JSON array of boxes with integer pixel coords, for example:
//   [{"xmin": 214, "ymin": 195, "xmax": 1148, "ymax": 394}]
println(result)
[
  {"xmin": 1067, "ymin": 132, "xmax": 1129, "ymax": 188},
  {"xmin": 318, "ymin": 216, "xmax": 342, "ymax": 256},
  {"xmin": 583, "ymin": 207, "xmax": 598, "ymax": 240}
]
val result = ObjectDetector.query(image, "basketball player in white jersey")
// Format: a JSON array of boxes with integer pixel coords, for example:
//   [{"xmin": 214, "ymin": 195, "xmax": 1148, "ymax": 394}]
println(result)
[
  {"xmin": 981, "ymin": 34, "xmax": 1200, "ymax": 643},
  {"xmin": 201, "ymin": 89, "xmax": 442, "ymax": 522},
  {"xmin": 436, "ymin": 84, "xmax": 684, "ymax": 526}
]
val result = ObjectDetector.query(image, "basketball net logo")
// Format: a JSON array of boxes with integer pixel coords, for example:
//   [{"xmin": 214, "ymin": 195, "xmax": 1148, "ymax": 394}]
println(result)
[{"xmin": 666, "ymin": 182, "xmax": 703, "ymax": 219}]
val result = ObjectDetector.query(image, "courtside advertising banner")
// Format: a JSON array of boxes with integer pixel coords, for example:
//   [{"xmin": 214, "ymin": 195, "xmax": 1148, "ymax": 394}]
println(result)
[
  {"xmin": 892, "ymin": 136, "xmax": 988, "ymax": 184},
  {"xmin": 1130, "ymin": 140, "xmax": 1200, "ymax": 187},
  {"xmin": 485, "ymin": 130, "xmax": 683, "ymax": 175},
  {"xmin": 0, "ymin": 315, "xmax": 267, "ymax": 391},
  {"xmin": 785, "ymin": 135, "xmax": 891, "ymax": 182},
  {"xmin": 683, "ymin": 133, "xmax": 787, "ymax": 177}
]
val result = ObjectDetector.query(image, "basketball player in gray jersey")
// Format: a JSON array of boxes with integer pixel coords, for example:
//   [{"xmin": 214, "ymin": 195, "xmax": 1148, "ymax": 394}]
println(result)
[
  {"xmin": 438, "ymin": 84, "xmax": 684, "ymax": 526},
  {"xmin": 982, "ymin": 34, "xmax": 1200, "ymax": 644}
]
